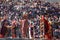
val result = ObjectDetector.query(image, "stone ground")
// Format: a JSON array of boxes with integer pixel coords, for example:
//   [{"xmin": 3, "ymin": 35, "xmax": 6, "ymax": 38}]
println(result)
[{"xmin": 0, "ymin": 38, "xmax": 60, "ymax": 40}]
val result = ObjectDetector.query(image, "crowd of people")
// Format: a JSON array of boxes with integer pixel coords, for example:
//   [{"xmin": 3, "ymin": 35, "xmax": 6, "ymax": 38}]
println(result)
[{"xmin": 0, "ymin": 0, "xmax": 60, "ymax": 40}]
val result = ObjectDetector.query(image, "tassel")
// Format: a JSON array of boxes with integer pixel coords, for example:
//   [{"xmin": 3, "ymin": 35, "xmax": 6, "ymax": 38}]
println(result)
[
  {"xmin": 12, "ymin": 34, "xmax": 16, "ymax": 38},
  {"xmin": 0, "ymin": 34, "xmax": 4, "ymax": 38}
]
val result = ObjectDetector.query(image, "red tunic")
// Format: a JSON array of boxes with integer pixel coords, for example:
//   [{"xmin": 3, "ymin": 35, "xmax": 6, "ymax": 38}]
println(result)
[
  {"xmin": 44, "ymin": 19, "xmax": 52, "ymax": 40},
  {"xmin": 41, "ymin": 16, "xmax": 52, "ymax": 40}
]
